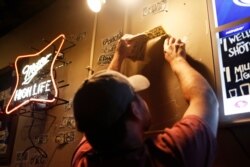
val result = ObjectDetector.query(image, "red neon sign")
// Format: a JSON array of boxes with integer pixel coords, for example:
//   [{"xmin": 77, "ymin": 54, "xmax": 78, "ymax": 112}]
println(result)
[{"xmin": 5, "ymin": 34, "xmax": 65, "ymax": 114}]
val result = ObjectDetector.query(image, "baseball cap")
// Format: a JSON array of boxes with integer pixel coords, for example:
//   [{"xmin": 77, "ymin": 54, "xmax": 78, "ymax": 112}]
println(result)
[{"xmin": 73, "ymin": 70, "xmax": 150, "ymax": 133}]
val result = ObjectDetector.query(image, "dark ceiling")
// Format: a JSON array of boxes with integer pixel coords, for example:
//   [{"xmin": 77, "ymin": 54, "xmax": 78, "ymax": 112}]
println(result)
[{"xmin": 0, "ymin": 0, "xmax": 56, "ymax": 37}]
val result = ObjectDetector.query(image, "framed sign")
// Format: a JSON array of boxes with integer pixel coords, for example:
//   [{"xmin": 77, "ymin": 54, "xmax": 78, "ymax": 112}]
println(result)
[
  {"xmin": 207, "ymin": 0, "xmax": 250, "ymax": 125},
  {"xmin": 215, "ymin": 22, "xmax": 250, "ymax": 124}
]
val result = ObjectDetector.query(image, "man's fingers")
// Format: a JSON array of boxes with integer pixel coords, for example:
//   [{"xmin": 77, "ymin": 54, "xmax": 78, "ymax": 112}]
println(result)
[
  {"xmin": 169, "ymin": 37, "xmax": 175, "ymax": 44},
  {"xmin": 176, "ymin": 39, "xmax": 182, "ymax": 44},
  {"xmin": 164, "ymin": 38, "xmax": 170, "ymax": 52}
]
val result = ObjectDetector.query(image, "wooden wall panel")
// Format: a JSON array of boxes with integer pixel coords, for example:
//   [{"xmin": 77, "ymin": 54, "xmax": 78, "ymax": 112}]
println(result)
[{"xmin": 120, "ymin": 0, "xmax": 214, "ymax": 128}]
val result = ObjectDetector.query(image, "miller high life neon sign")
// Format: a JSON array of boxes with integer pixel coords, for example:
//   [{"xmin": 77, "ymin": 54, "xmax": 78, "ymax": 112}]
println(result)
[{"xmin": 5, "ymin": 34, "xmax": 65, "ymax": 114}]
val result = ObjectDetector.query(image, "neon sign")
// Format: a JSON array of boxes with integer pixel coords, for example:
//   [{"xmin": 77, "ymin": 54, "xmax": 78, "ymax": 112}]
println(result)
[{"xmin": 5, "ymin": 34, "xmax": 65, "ymax": 114}]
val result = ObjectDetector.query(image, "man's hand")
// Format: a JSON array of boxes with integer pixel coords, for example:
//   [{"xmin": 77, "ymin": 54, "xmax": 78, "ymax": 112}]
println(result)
[
  {"xmin": 117, "ymin": 34, "xmax": 148, "ymax": 60},
  {"xmin": 163, "ymin": 37, "xmax": 186, "ymax": 64},
  {"xmin": 108, "ymin": 34, "xmax": 148, "ymax": 71}
]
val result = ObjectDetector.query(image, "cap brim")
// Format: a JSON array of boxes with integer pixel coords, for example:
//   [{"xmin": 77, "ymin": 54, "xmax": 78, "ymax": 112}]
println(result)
[
  {"xmin": 90, "ymin": 70, "xmax": 150, "ymax": 92},
  {"xmin": 127, "ymin": 75, "xmax": 150, "ymax": 92}
]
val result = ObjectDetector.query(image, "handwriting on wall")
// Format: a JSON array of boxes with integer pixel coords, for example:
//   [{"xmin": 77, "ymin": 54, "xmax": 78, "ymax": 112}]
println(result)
[
  {"xmin": 97, "ymin": 31, "xmax": 123, "ymax": 66},
  {"xmin": 143, "ymin": 0, "xmax": 167, "ymax": 16}
]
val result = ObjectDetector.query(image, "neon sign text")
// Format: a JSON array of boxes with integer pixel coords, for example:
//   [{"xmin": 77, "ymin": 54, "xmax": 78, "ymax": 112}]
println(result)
[
  {"xmin": 14, "ymin": 80, "xmax": 51, "ymax": 101},
  {"xmin": 22, "ymin": 54, "xmax": 52, "ymax": 85}
]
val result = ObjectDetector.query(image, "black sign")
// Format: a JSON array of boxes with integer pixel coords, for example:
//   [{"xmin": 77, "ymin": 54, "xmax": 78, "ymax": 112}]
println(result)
[{"xmin": 217, "ymin": 22, "xmax": 250, "ymax": 116}]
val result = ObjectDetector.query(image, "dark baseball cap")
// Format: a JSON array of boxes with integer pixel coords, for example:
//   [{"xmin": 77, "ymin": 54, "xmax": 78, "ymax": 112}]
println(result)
[{"xmin": 73, "ymin": 70, "xmax": 150, "ymax": 132}]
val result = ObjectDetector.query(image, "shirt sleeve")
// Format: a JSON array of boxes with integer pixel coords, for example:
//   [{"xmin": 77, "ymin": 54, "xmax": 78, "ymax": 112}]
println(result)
[
  {"xmin": 72, "ymin": 136, "xmax": 91, "ymax": 167},
  {"xmin": 153, "ymin": 115, "xmax": 217, "ymax": 167}
]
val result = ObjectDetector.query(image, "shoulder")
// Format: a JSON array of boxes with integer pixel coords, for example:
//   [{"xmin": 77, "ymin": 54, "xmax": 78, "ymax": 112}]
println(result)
[
  {"xmin": 72, "ymin": 137, "xmax": 92, "ymax": 167},
  {"xmin": 151, "ymin": 115, "xmax": 217, "ymax": 167},
  {"xmin": 165, "ymin": 115, "xmax": 216, "ymax": 139},
  {"xmin": 154, "ymin": 115, "xmax": 216, "ymax": 143}
]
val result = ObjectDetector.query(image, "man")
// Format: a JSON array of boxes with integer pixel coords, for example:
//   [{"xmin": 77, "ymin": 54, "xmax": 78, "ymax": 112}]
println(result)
[{"xmin": 72, "ymin": 34, "xmax": 219, "ymax": 167}]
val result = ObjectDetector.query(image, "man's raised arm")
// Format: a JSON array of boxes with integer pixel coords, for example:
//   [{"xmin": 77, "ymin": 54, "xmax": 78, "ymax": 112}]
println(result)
[{"xmin": 163, "ymin": 37, "xmax": 219, "ymax": 136}]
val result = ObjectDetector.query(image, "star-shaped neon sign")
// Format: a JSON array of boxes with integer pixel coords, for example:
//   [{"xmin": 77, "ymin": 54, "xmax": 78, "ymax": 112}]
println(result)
[{"xmin": 5, "ymin": 34, "xmax": 65, "ymax": 114}]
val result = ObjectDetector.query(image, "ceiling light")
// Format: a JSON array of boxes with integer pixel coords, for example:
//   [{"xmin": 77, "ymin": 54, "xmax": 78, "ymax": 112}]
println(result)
[{"xmin": 87, "ymin": 0, "xmax": 106, "ymax": 13}]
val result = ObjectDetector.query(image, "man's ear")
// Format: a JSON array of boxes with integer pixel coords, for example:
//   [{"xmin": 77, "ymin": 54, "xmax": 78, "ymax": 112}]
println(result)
[
  {"xmin": 131, "ymin": 95, "xmax": 151, "ymax": 131},
  {"xmin": 130, "ymin": 100, "xmax": 142, "ymax": 120}
]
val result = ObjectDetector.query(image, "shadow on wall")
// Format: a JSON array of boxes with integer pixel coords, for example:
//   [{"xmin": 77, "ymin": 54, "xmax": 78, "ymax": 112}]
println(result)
[
  {"xmin": 187, "ymin": 55, "xmax": 214, "ymax": 89},
  {"xmin": 125, "ymin": 36, "xmax": 213, "ymax": 130}
]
